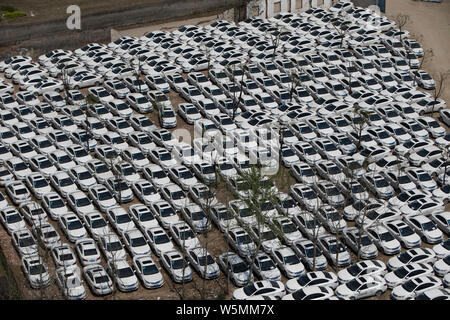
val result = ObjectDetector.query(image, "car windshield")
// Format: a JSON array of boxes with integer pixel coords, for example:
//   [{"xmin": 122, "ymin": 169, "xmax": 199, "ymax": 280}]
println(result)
[
  {"xmin": 68, "ymin": 220, "xmax": 83, "ymax": 230},
  {"xmin": 76, "ymin": 198, "xmax": 90, "ymax": 207},
  {"xmin": 106, "ymin": 241, "xmax": 122, "ymax": 251},
  {"xmin": 33, "ymin": 179, "xmax": 48, "ymax": 188},
  {"xmin": 171, "ymin": 258, "xmax": 187, "ymax": 270},
  {"xmin": 329, "ymin": 243, "xmax": 346, "ymax": 254},
  {"xmin": 6, "ymin": 214, "xmax": 22, "ymax": 223},
  {"xmin": 418, "ymin": 173, "xmax": 432, "ymax": 182},
  {"xmin": 154, "ymin": 234, "xmax": 170, "ymax": 244},
  {"xmin": 117, "ymin": 267, "xmax": 134, "ymax": 278},
  {"xmin": 401, "ymin": 280, "xmax": 418, "ymax": 293},
  {"xmin": 19, "ymin": 236, "xmax": 35, "ymax": 247},
  {"xmin": 74, "ymin": 149, "xmax": 89, "ymax": 158},
  {"xmin": 422, "ymin": 222, "xmax": 437, "ymax": 231},
  {"xmin": 393, "ymin": 267, "xmax": 409, "ymax": 279},
  {"xmin": 131, "ymin": 236, "xmax": 147, "ymax": 247},
  {"xmin": 284, "ymin": 254, "xmax": 300, "ymax": 265},
  {"xmin": 91, "ymin": 218, "xmax": 107, "ymax": 228},
  {"xmin": 94, "ymin": 275, "xmax": 110, "ymax": 284},
  {"xmin": 346, "ymin": 279, "xmax": 361, "ymax": 291},
  {"xmin": 113, "ymin": 181, "xmax": 128, "ymax": 191},
  {"xmin": 347, "ymin": 264, "xmax": 362, "ymax": 276},
  {"xmin": 379, "ymin": 231, "xmax": 395, "ymax": 242},
  {"xmin": 198, "ymin": 255, "xmax": 215, "ymax": 266},
  {"xmin": 59, "ymin": 178, "xmax": 73, "ymax": 187},
  {"xmin": 260, "ymin": 259, "xmax": 276, "ymax": 271},
  {"xmin": 122, "ymin": 167, "xmax": 136, "ymax": 176},
  {"xmin": 142, "ymin": 264, "xmax": 159, "ymax": 275},
  {"xmin": 116, "ymin": 214, "xmax": 131, "ymax": 224},
  {"xmin": 29, "ymin": 264, "xmax": 47, "ymax": 275},
  {"xmin": 98, "ymin": 191, "xmax": 112, "ymax": 201},
  {"xmin": 375, "ymin": 178, "xmax": 389, "ymax": 188},
  {"xmin": 50, "ymin": 199, "xmax": 64, "ymax": 208}
]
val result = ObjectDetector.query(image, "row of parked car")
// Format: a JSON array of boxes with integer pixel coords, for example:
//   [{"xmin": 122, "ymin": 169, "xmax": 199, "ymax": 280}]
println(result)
[{"xmin": 0, "ymin": 0, "xmax": 449, "ymax": 299}]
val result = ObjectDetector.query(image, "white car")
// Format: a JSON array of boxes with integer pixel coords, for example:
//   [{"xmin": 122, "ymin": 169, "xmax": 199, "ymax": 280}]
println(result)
[
  {"xmin": 51, "ymin": 243, "xmax": 77, "ymax": 268},
  {"xmin": 87, "ymin": 184, "xmax": 117, "ymax": 212},
  {"xmin": 232, "ymin": 280, "xmax": 285, "ymax": 300},
  {"xmin": 337, "ymin": 260, "xmax": 387, "ymax": 284},
  {"xmin": 99, "ymin": 233, "xmax": 127, "ymax": 262},
  {"xmin": 0, "ymin": 206, "xmax": 27, "ymax": 235},
  {"xmin": 217, "ymin": 252, "xmax": 253, "ymax": 287},
  {"xmin": 5, "ymin": 181, "xmax": 31, "ymax": 205},
  {"xmin": 32, "ymin": 222, "xmax": 61, "ymax": 249},
  {"xmin": 11, "ymin": 229, "xmax": 38, "ymax": 257},
  {"xmin": 387, "ymin": 248, "xmax": 437, "ymax": 271},
  {"xmin": 75, "ymin": 238, "xmax": 102, "ymax": 266},
  {"xmin": 385, "ymin": 263, "xmax": 435, "ymax": 289},
  {"xmin": 285, "ymin": 271, "xmax": 338, "ymax": 294},
  {"xmin": 107, "ymin": 259, "xmax": 139, "ymax": 292},
  {"xmin": 391, "ymin": 276, "xmax": 442, "ymax": 300},
  {"xmin": 433, "ymin": 238, "xmax": 450, "ymax": 259},
  {"xmin": 271, "ymin": 246, "xmax": 305, "ymax": 279},
  {"xmin": 282, "ymin": 286, "xmax": 336, "ymax": 300},
  {"xmin": 160, "ymin": 183, "xmax": 190, "ymax": 211},
  {"xmin": 335, "ymin": 275, "xmax": 387, "ymax": 300},
  {"xmin": 122, "ymin": 228, "xmax": 152, "ymax": 257},
  {"xmin": 55, "ymin": 266, "xmax": 86, "ymax": 300},
  {"xmin": 186, "ymin": 247, "xmax": 220, "ymax": 279},
  {"xmin": 434, "ymin": 256, "xmax": 450, "ymax": 277},
  {"xmin": 403, "ymin": 215, "xmax": 443, "ymax": 244},
  {"xmin": 384, "ymin": 219, "xmax": 422, "ymax": 249},
  {"xmin": 106, "ymin": 206, "xmax": 137, "ymax": 236},
  {"xmin": 160, "ymin": 250, "xmax": 193, "ymax": 283},
  {"xmin": 366, "ymin": 225, "xmax": 402, "ymax": 255},
  {"xmin": 318, "ymin": 235, "xmax": 351, "ymax": 267},
  {"xmin": 58, "ymin": 213, "xmax": 88, "ymax": 242},
  {"xmin": 145, "ymin": 226, "xmax": 175, "ymax": 257},
  {"xmin": 82, "ymin": 264, "xmax": 113, "ymax": 296},
  {"xmin": 142, "ymin": 164, "xmax": 171, "ymax": 188},
  {"xmin": 133, "ymin": 255, "xmax": 164, "ymax": 289},
  {"xmin": 21, "ymin": 255, "xmax": 51, "ymax": 289},
  {"xmin": 82, "ymin": 211, "xmax": 112, "ymax": 241},
  {"xmin": 341, "ymin": 227, "xmax": 378, "ymax": 260},
  {"xmin": 429, "ymin": 211, "xmax": 450, "ymax": 235}
]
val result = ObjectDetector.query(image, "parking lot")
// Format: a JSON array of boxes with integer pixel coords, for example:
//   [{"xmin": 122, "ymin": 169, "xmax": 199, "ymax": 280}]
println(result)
[{"xmin": 0, "ymin": 1, "xmax": 449, "ymax": 300}]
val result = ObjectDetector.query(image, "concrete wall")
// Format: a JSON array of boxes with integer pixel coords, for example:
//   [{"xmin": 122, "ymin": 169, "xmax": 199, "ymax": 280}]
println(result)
[
  {"xmin": 246, "ymin": 0, "xmax": 333, "ymax": 18},
  {"xmin": 0, "ymin": 0, "xmax": 245, "ymax": 56}
]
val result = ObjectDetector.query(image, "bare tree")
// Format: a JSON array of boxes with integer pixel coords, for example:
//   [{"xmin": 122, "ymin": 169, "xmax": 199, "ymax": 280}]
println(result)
[
  {"xmin": 61, "ymin": 66, "xmax": 71, "ymax": 104},
  {"xmin": 331, "ymin": 19, "xmax": 351, "ymax": 49},
  {"xmin": 411, "ymin": 48, "xmax": 434, "ymax": 87},
  {"xmin": 227, "ymin": 56, "xmax": 249, "ymax": 120},
  {"xmin": 432, "ymin": 71, "xmax": 450, "ymax": 112},
  {"xmin": 351, "ymin": 104, "xmax": 372, "ymax": 153},
  {"xmin": 393, "ymin": 14, "xmax": 410, "ymax": 42}
]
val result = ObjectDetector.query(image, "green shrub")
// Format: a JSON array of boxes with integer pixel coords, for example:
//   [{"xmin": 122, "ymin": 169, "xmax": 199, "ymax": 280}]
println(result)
[
  {"xmin": 3, "ymin": 11, "xmax": 27, "ymax": 19},
  {"xmin": 0, "ymin": 5, "xmax": 16, "ymax": 12}
]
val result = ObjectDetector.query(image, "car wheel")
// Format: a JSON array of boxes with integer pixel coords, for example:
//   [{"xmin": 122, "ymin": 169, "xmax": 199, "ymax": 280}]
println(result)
[
  {"xmin": 419, "ymin": 110, "xmax": 425, "ymax": 116},
  {"xmin": 350, "ymin": 296, "xmax": 356, "ymax": 300},
  {"xmin": 74, "ymin": 85, "xmax": 79, "ymax": 90},
  {"xmin": 375, "ymin": 290, "xmax": 382, "ymax": 297}
]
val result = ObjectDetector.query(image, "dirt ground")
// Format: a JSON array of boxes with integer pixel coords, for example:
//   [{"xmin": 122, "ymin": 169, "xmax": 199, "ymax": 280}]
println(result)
[{"xmin": 387, "ymin": 0, "xmax": 450, "ymax": 103}]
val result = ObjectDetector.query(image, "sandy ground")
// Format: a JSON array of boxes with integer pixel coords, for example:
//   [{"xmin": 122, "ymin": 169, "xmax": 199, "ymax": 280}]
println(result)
[{"xmin": 387, "ymin": 0, "xmax": 450, "ymax": 102}]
